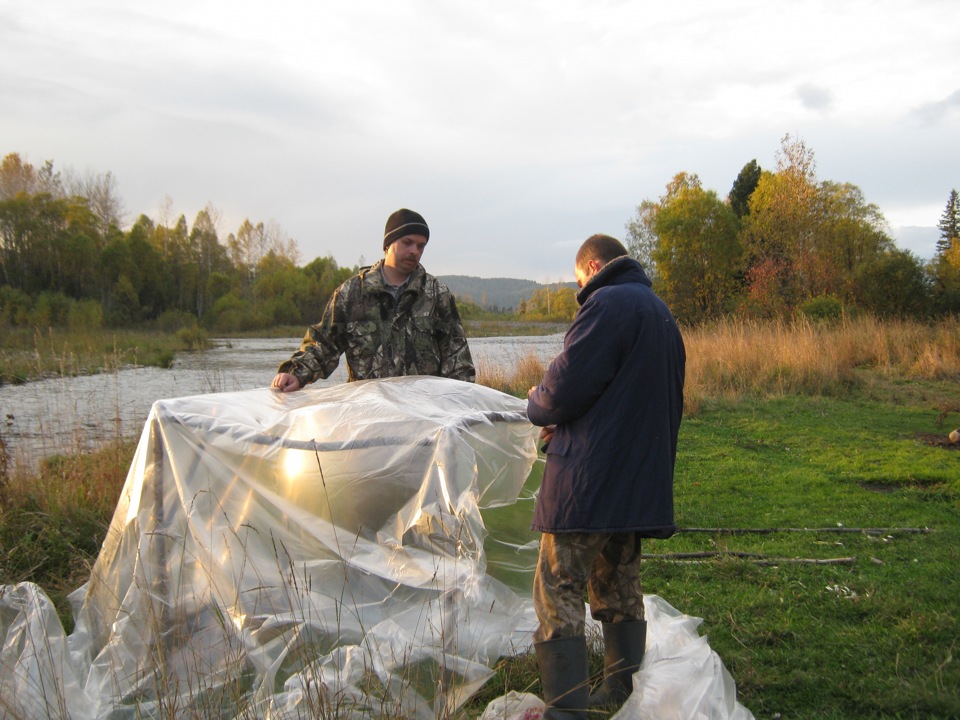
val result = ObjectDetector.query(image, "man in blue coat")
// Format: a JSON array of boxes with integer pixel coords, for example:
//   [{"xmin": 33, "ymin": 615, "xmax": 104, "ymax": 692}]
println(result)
[{"xmin": 526, "ymin": 234, "xmax": 685, "ymax": 718}]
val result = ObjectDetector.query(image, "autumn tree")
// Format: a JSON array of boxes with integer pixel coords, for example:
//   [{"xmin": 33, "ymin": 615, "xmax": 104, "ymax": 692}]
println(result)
[
  {"xmin": 812, "ymin": 180, "xmax": 893, "ymax": 301},
  {"xmin": 936, "ymin": 239, "xmax": 960, "ymax": 312},
  {"xmin": 124, "ymin": 215, "xmax": 173, "ymax": 319},
  {"xmin": 736, "ymin": 134, "xmax": 897, "ymax": 315},
  {"xmin": 625, "ymin": 174, "xmax": 705, "ymax": 283},
  {"xmin": 522, "ymin": 285, "xmax": 578, "ymax": 322},
  {"xmin": 739, "ymin": 135, "xmax": 822, "ymax": 311},
  {"xmin": 249, "ymin": 252, "xmax": 308, "ymax": 327},
  {"xmin": 649, "ymin": 173, "xmax": 741, "ymax": 321},
  {"xmin": 162, "ymin": 214, "xmax": 193, "ymax": 313},
  {"xmin": 0, "ymin": 153, "xmax": 39, "ymax": 199}
]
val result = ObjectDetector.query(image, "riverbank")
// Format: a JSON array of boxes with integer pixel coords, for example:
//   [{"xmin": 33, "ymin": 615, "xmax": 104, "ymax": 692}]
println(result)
[
  {"xmin": 0, "ymin": 325, "xmax": 207, "ymax": 386},
  {"xmin": 0, "ymin": 320, "xmax": 568, "ymax": 386}
]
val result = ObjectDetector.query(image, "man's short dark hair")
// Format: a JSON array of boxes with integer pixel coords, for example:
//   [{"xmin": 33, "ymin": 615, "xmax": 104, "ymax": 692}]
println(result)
[{"xmin": 576, "ymin": 234, "xmax": 628, "ymax": 269}]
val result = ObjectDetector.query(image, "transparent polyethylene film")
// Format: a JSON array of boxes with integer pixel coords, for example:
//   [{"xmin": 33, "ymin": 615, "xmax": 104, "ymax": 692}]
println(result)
[{"xmin": 1, "ymin": 377, "xmax": 542, "ymax": 720}]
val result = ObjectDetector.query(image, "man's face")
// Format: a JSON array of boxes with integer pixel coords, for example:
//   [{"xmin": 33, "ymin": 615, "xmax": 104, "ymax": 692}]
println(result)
[{"xmin": 384, "ymin": 234, "xmax": 428, "ymax": 275}]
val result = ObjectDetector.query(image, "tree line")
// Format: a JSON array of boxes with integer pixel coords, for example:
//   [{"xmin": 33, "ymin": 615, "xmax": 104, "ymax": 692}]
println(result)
[
  {"xmin": 2, "ymin": 138, "xmax": 958, "ymax": 335},
  {"xmin": 0, "ymin": 152, "xmax": 355, "ymax": 333},
  {"xmin": 625, "ymin": 134, "xmax": 960, "ymax": 323}
]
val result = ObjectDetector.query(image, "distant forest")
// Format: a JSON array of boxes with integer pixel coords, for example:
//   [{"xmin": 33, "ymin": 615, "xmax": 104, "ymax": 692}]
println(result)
[
  {"xmin": 439, "ymin": 275, "xmax": 578, "ymax": 312},
  {"xmin": 2, "ymin": 136, "xmax": 958, "ymax": 335}
]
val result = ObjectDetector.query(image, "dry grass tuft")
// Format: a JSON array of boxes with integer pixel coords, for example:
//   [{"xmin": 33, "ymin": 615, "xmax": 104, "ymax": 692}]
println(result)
[{"xmin": 477, "ymin": 352, "xmax": 546, "ymax": 398}]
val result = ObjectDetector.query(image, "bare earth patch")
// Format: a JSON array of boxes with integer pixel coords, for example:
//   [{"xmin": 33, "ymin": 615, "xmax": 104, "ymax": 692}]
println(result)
[{"xmin": 915, "ymin": 432, "xmax": 960, "ymax": 449}]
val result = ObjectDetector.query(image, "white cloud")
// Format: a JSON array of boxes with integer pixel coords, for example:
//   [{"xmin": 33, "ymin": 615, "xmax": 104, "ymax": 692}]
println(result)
[
  {"xmin": 2, "ymin": 0, "xmax": 958, "ymax": 280},
  {"xmin": 796, "ymin": 83, "xmax": 834, "ymax": 112}
]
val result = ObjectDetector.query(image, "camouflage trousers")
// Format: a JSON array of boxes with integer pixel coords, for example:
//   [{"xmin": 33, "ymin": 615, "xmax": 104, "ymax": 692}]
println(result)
[{"xmin": 532, "ymin": 532, "xmax": 645, "ymax": 642}]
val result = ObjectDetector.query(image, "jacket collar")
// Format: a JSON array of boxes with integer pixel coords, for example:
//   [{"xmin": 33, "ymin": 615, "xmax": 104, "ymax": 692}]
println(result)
[
  {"xmin": 362, "ymin": 260, "xmax": 427, "ymax": 293},
  {"xmin": 576, "ymin": 256, "xmax": 651, "ymax": 305}
]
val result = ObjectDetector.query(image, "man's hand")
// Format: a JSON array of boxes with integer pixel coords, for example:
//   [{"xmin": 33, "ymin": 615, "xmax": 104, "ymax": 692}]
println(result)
[
  {"xmin": 271, "ymin": 372, "xmax": 301, "ymax": 393},
  {"xmin": 539, "ymin": 425, "xmax": 556, "ymax": 446}
]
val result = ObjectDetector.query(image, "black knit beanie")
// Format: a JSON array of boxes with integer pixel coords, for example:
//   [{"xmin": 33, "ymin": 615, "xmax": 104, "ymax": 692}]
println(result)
[{"xmin": 383, "ymin": 209, "xmax": 429, "ymax": 250}]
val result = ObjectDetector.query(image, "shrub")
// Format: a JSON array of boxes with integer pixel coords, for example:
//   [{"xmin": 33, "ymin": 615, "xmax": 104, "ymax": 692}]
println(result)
[
  {"xmin": 156, "ymin": 310, "xmax": 198, "ymax": 333},
  {"xmin": 68, "ymin": 299, "xmax": 103, "ymax": 331},
  {"xmin": 0, "ymin": 285, "xmax": 32, "ymax": 327},
  {"xmin": 30, "ymin": 291, "xmax": 73, "ymax": 327},
  {"xmin": 800, "ymin": 295, "xmax": 844, "ymax": 321},
  {"xmin": 176, "ymin": 323, "xmax": 208, "ymax": 350}
]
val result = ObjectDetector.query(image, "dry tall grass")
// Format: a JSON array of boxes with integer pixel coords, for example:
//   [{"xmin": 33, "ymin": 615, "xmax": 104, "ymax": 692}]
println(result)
[
  {"xmin": 682, "ymin": 315, "xmax": 959, "ymax": 412},
  {"xmin": 476, "ymin": 352, "xmax": 547, "ymax": 398},
  {"xmin": 480, "ymin": 316, "xmax": 960, "ymax": 415}
]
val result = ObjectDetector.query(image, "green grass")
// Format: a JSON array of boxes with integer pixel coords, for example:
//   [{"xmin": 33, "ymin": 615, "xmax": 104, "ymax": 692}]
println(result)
[{"xmin": 638, "ymin": 394, "xmax": 960, "ymax": 719}]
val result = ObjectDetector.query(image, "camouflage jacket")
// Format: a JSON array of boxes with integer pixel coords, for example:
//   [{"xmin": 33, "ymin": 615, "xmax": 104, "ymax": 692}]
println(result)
[{"xmin": 278, "ymin": 261, "xmax": 475, "ymax": 385}]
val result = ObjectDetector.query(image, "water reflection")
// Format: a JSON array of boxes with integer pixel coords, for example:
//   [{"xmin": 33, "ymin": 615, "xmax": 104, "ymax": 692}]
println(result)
[{"xmin": 0, "ymin": 335, "xmax": 563, "ymax": 469}]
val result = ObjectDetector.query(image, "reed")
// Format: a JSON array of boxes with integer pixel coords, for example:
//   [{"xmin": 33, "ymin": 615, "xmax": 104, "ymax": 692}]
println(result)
[
  {"xmin": 476, "ymin": 351, "xmax": 546, "ymax": 398},
  {"xmin": 0, "ymin": 327, "xmax": 205, "ymax": 385}
]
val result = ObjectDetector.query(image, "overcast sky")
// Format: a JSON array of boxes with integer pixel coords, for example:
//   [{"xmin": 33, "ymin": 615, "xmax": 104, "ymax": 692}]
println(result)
[{"xmin": 2, "ymin": 0, "xmax": 958, "ymax": 282}]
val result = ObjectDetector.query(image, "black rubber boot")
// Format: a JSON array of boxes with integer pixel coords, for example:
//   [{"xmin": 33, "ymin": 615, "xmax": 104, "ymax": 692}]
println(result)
[
  {"xmin": 535, "ymin": 635, "xmax": 590, "ymax": 720},
  {"xmin": 588, "ymin": 619, "xmax": 646, "ymax": 709}
]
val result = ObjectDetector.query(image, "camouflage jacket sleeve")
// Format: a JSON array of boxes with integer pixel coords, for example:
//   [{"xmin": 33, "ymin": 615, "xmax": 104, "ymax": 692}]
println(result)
[
  {"xmin": 435, "ymin": 286, "xmax": 476, "ymax": 383},
  {"xmin": 276, "ymin": 282, "xmax": 351, "ymax": 387}
]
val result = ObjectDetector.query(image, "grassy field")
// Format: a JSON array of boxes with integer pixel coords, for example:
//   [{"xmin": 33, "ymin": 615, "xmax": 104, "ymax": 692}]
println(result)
[
  {"xmin": 646, "ymin": 393, "xmax": 958, "ymax": 718},
  {"xmin": 1, "ymin": 316, "xmax": 958, "ymax": 718}
]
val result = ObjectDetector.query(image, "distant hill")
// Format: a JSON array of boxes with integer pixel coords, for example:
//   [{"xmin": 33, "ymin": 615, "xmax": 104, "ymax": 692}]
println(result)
[{"xmin": 438, "ymin": 275, "xmax": 578, "ymax": 310}]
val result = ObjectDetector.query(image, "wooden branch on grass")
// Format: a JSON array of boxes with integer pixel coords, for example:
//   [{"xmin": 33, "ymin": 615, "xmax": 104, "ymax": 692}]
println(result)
[
  {"xmin": 677, "ymin": 526, "xmax": 932, "ymax": 536},
  {"xmin": 643, "ymin": 551, "xmax": 856, "ymax": 565}
]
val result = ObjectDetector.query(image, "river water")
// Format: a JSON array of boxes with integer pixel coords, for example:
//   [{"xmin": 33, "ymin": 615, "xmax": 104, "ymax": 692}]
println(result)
[{"xmin": 0, "ymin": 335, "xmax": 564, "ymax": 470}]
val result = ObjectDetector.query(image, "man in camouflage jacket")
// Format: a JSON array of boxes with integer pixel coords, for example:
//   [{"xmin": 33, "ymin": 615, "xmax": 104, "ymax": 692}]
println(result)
[{"xmin": 271, "ymin": 209, "xmax": 475, "ymax": 389}]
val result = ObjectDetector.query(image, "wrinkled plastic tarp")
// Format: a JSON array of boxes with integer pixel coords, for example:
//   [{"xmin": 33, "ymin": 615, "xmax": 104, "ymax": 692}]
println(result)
[
  {"xmin": 1, "ymin": 375, "xmax": 754, "ymax": 719},
  {"xmin": 2, "ymin": 377, "xmax": 540, "ymax": 719}
]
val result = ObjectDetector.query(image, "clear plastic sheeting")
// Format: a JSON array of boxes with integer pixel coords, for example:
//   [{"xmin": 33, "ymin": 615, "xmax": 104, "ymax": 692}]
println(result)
[
  {"xmin": 620, "ymin": 595, "xmax": 756, "ymax": 720},
  {"xmin": 1, "ymin": 377, "xmax": 541, "ymax": 720},
  {"xmin": 1, "ymin": 376, "xmax": 756, "ymax": 720}
]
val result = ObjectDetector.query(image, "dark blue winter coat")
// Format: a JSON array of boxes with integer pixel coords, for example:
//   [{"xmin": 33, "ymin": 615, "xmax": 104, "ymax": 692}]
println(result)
[{"xmin": 526, "ymin": 256, "xmax": 685, "ymax": 536}]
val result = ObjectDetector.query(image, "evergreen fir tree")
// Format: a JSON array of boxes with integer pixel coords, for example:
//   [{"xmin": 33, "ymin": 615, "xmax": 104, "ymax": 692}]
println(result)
[
  {"xmin": 936, "ymin": 189, "xmax": 959, "ymax": 256},
  {"xmin": 728, "ymin": 159, "xmax": 761, "ymax": 219}
]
